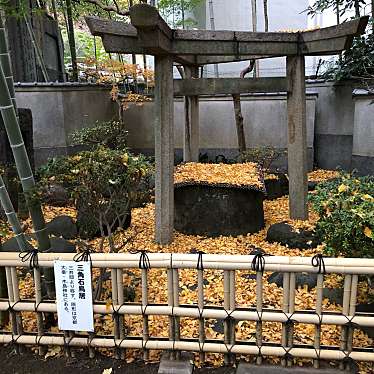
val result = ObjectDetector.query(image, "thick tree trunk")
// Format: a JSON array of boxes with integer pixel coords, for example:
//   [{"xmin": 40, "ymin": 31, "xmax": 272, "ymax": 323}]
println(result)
[
  {"xmin": 232, "ymin": 94, "xmax": 246, "ymax": 154},
  {"xmin": 66, "ymin": 0, "xmax": 78, "ymax": 81}
]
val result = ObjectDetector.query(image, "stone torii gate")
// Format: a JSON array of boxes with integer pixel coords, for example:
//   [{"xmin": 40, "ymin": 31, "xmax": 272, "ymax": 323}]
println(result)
[{"xmin": 87, "ymin": 4, "xmax": 368, "ymax": 244}]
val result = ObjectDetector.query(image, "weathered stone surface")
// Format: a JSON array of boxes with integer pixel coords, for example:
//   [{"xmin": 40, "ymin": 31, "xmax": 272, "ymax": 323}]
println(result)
[
  {"xmin": 355, "ymin": 303, "xmax": 374, "ymax": 339},
  {"xmin": 43, "ymin": 184, "xmax": 70, "ymax": 207},
  {"xmin": 49, "ymin": 237, "xmax": 76, "ymax": 253},
  {"xmin": 158, "ymin": 351, "xmax": 194, "ymax": 374},
  {"xmin": 1, "ymin": 236, "xmax": 35, "ymax": 252},
  {"xmin": 236, "ymin": 363, "xmax": 353, "ymax": 374},
  {"xmin": 264, "ymin": 174, "xmax": 289, "ymax": 200},
  {"xmin": 46, "ymin": 215, "xmax": 77, "ymax": 240},
  {"xmin": 266, "ymin": 222, "xmax": 320, "ymax": 249},
  {"xmin": 322, "ymin": 287, "xmax": 343, "ymax": 305},
  {"xmin": 268, "ymin": 272, "xmax": 318, "ymax": 289},
  {"xmin": 175, "ymin": 185, "xmax": 265, "ymax": 237}
]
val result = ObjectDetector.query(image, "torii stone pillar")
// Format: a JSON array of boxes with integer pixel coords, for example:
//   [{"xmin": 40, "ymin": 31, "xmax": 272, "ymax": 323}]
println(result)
[
  {"xmin": 287, "ymin": 55, "xmax": 308, "ymax": 220},
  {"xmin": 154, "ymin": 55, "xmax": 175, "ymax": 244},
  {"xmin": 183, "ymin": 65, "xmax": 200, "ymax": 162}
]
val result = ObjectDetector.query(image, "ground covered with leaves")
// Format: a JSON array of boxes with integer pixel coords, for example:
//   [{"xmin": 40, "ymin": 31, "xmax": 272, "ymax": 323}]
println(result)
[{"xmin": 2, "ymin": 168, "xmax": 374, "ymax": 373}]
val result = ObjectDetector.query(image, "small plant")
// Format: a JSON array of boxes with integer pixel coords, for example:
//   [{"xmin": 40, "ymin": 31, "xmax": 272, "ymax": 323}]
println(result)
[
  {"xmin": 38, "ymin": 147, "xmax": 153, "ymax": 241},
  {"xmin": 69, "ymin": 120, "xmax": 128, "ymax": 150},
  {"xmin": 310, "ymin": 172, "xmax": 374, "ymax": 258},
  {"xmin": 240, "ymin": 146, "xmax": 286, "ymax": 172}
]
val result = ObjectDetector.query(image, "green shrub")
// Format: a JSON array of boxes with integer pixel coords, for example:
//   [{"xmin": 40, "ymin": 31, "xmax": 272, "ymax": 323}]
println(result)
[
  {"xmin": 69, "ymin": 120, "xmax": 128, "ymax": 150},
  {"xmin": 38, "ymin": 147, "xmax": 153, "ymax": 239},
  {"xmin": 310, "ymin": 173, "xmax": 374, "ymax": 258},
  {"xmin": 240, "ymin": 146, "xmax": 286, "ymax": 172}
]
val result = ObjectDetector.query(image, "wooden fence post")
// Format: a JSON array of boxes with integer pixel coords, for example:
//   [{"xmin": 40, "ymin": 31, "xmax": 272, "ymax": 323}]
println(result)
[
  {"xmin": 286, "ymin": 55, "xmax": 308, "ymax": 220},
  {"xmin": 155, "ymin": 55, "xmax": 174, "ymax": 244}
]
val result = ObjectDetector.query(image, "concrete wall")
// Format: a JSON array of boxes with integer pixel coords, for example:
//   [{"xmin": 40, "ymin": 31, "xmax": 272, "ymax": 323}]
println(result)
[
  {"xmin": 307, "ymin": 81, "xmax": 356, "ymax": 171},
  {"xmin": 352, "ymin": 93, "xmax": 374, "ymax": 175},
  {"xmin": 124, "ymin": 94, "xmax": 317, "ymax": 170},
  {"xmin": 15, "ymin": 84, "xmax": 117, "ymax": 165},
  {"xmin": 13, "ymin": 81, "xmax": 373, "ymax": 176}
]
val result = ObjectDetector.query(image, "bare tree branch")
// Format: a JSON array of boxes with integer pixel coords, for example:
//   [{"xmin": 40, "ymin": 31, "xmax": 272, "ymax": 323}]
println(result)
[{"xmin": 240, "ymin": 60, "xmax": 256, "ymax": 78}]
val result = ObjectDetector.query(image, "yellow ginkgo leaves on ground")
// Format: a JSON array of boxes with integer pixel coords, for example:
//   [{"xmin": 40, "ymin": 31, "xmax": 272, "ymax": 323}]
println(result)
[{"xmin": 174, "ymin": 162, "xmax": 264, "ymax": 189}]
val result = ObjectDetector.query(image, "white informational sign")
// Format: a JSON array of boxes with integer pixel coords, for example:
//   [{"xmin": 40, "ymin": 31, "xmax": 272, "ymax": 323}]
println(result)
[{"xmin": 54, "ymin": 261, "xmax": 94, "ymax": 332}]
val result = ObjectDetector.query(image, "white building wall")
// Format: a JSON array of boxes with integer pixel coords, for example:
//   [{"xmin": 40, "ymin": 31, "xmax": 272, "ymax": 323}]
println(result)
[{"xmin": 192, "ymin": 0, "xmax": 342, "ymax": 78}]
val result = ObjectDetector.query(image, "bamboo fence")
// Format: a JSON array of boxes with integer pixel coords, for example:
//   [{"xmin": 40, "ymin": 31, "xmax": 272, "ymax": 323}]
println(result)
[{"xmin": 0, "ymin": 251, "xmax": 374, "ymax": 368}]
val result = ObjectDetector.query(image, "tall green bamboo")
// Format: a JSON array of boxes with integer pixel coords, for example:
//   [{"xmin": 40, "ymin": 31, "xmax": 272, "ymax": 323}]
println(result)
[
  {"xmin": 0, "ymin": 175, "xmax": 29, "ymax": 328},
  {"xmin": 0, "ymin": 18, "xmax": 55, "ymax": 297},
  {"xmin": 0, "ymin": 176, "xmax": 29, "ymax": 251}
]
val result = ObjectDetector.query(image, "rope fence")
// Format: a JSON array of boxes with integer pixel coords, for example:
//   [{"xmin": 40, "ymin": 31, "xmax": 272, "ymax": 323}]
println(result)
[{"xmin": 0, "ymin": 251, "xmax": 374, "ymax": 368}]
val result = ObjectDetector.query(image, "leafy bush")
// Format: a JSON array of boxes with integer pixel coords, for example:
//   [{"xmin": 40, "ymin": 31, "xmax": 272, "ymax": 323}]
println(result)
[
  {"xmin": 321, "ymin": 34, "xmax": 374, "ymax": 81},
  {"xmin": 311, "ymin": 173, "xmax": 374, "ymax": 258},
  {"xmin": 69, "ymin": 120, "xmax": 128, "ymax": 150},
  {"xmin": 240, "ymin": 146, "xmax": 286, "ymax": 172},
  {"xmin": 38, "ymin": 147, "xmax": 153, "ymax": 240}
]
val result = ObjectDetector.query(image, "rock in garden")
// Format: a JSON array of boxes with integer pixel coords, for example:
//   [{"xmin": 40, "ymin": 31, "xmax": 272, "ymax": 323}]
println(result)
[
  {"xmin": 322, "ymin": 288, "xmax": 343, "ymax": 305},
  {"xmin": 264, "ymin": 173, "xmax": 289, "ymax": 200},
  {"xmin": 266, "ymin": 222, "xmax": 321, "ymax": 249},
  {"xmin": 212, "ymin": 319, "xmax": 224, "ymax": 334},
  {"xmin": 46, "ymin": 215, "xmax": 78, "ymax": 240},
  {"xmin": 43, "ymin": 184, "xmax": 70, "ymax": 206},
  {"xmin": 50, "ymin": 237, "xmax": 76, "ymax": 253},
  {"xmin": 356, "ymin": 303, "xmax": 374, "ymax": 338},
  {"xmin": 1, "ymin": 237, "xmax": 35, "ymax": 252},
  {"xmin": 124, "ymin": 286, "xmax": 136, "ymax": 302},
  {"xmin": 268, "ymin": 272, "xmax": 318, "ymax": 289},
  {"xmin": 308, "ymin": 181, "xmax": 318, "ymax": 191},
  {"xmin": 249, "ymin": 246, "xmax": 267, "ymax": 256}
]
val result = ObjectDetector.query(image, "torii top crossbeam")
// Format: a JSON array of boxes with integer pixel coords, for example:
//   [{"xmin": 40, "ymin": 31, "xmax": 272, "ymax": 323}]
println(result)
[
  {"xmin": 87, "ymin": 5, "xmax": 368, "ymax": 65},
  {"xmin": 87, "ymin": 4, "xmax": 368, "ymax": 245}
]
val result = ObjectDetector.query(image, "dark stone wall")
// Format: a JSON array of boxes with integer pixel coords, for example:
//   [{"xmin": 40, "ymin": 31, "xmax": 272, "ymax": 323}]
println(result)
[{"xmin": 6, "ymin": 1, "xmax": 64, "ymax": 82}]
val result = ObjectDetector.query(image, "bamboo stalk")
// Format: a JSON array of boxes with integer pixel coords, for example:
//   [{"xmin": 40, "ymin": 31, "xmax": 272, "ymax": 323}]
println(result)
[
  {"xmin": 281, "ymin": 272, "xmax": 290, "ymax": 367},
  {"xmin": 111, "ymin": 268, "xmax": 120, "ymax": 359},
  {"xmin": 287, "ymin": 272, "xmax": 296, "ymax": 367},
  {"xmin": 0, "ymin": 38, "xmax": 53, "ymax": 296},
  {"xmin": 0, "ymin": 16, "xmax": 16, "ymax": 111},
  {"xmin": 1, "ymin": 334, "xmax": 374, "ymax": 361},
  {"xmin": 167, "ymin": 268, "xmax": 175, "ymax": 360},
  {"xmin": 346, "ymin": 274, "xmax": 358, "ymax": 367},
  {"xmin": 116, "ymin": 268, "xmax": 125, "ymax": 360},
  {"xmin": 33, "ymin": 267, "xmax": 46, "ymax": 355},
  {"xmin": 223, "ymin": 270, "xmax": 231, "ymax": 365},
  {"xmin": 255, "ymin": 271, "xmax": 263, "ymax": 365},
  {"xmin": 340, "ymin": 274, "xmax": 352, "ymax": 370},
  {"xmin": 313, "ymin": 273, "xmax": 324, "ymax": 369},
  {"xmin": 173, "ymin": 268, "xmax": 181, "ymax": 360},
  {"xmin": 5, "ymin": 258, "xmax": 374, "ymax": 273},
  {"xmin": 229, "ymin": 270, "xmax": 236, "ymax": 364},
  {"xmin": 197, "ymin": 268, "xmax": 205, "ymax": 364},
  {"xmin": 141, "ymin": 268, "xmax": 149, "ymax": 361},
  {"xmin": 1, "ymin": 252, "xmax": 374, "ymax": 271},
  {"xmin": 5, "ymin": 266, "xmax": 18, "ymax": 353},
  {"xmin": 1, "ymin": 301, "xmax": 374, "ymax": 327}
]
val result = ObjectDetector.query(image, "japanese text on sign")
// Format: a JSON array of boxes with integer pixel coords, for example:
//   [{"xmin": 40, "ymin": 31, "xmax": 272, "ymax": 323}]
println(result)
[{"xmin": 54, "ymin": 261, "xmax": 94, "ymax": 332}]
